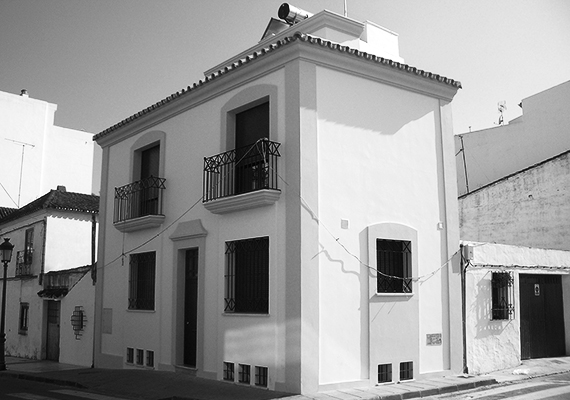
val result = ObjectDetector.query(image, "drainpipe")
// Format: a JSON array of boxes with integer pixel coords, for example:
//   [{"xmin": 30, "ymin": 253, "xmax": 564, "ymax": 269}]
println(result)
[
  {"xmin": 460, "ymin": 244, "xmax": 468, "ymax": 374},
  {"xmin": 91, "ymin": 214, "xmax": 96, "ymax": 284}
]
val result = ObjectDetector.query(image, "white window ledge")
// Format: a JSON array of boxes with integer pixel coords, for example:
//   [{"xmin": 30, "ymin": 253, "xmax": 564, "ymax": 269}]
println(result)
[
  {"xmin": 374, "ymin": 292, "xmax": 414, "ymax": 298},
  {"xmin": 114, "ymin": 214, "xmax": 165, "ymax": 233},
  {"xmin": 203, "ymin": 189, "xmax": 280, "ymax": 214}
]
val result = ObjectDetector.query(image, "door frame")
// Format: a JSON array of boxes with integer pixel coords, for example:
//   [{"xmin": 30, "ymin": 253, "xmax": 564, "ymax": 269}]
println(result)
[{"xmin": 170, "ymin": 220, "xmax": 208, "ymax": 375}]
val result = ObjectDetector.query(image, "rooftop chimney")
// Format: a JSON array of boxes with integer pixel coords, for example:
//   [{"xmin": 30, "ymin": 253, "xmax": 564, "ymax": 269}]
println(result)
[
  {"xmin": 20, "ymin": 89, "xmax": 29, "ymax": 97},
  {"xmin": 57, "ymin": 185, "xmax": 67, "ymax": 192}
]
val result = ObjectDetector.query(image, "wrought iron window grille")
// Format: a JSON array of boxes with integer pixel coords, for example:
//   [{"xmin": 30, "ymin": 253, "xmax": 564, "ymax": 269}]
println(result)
[
  {"xmin": 378, "ymin": 364, "xmax": 392, "ymax": 384},
  {"xmin": 255, "ymin": 366, "xmax": 268, "ymax": 387},
  {"xmin": 203, "ymin": 139, "xmax": 281, "ymax": 202},
  {"xmin": 70, "ymin": 306, "xmax": 86, "ymax": 339},
  {"xmin": 223, "ymin": 362, "xmax": 235, "ymax": 381},
  {"xmin": 126, "ymin": 348, "xmax": 134, "ymax": 364},
  {"xmin": 400, "ymin": 361, "xmax": 413, "ymax": 381},
  {"xmin": 128, "ymin": 252, "xmax": 156, "ymax": 310},
  {"xmin": 491, "ymin": 271, "xmax": 514, "ymax": 320},
  {"xmin": 114, "ymin": 176, "xmax": 166, "ymax": 223},
  {"xmin": 19, "ymin": 303, "xmax": 29, "ymax": 335},
  {"xmin": 238, "ymin": 364, "xmax": 251, "ymax": 384},
  {"xmin": 224, "ymin": 237, "xmax": 269, "ymax": 314},
  {"xmin": 376, "ymin": 239, "xmax": 412, "ymax": 294}
]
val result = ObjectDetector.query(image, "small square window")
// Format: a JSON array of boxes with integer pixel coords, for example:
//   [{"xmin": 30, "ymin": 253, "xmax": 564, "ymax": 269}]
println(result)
[
  {"xmin": 378, "ymin": 363, "xmax": 392, "ymax": 383},
  {"xmin": 136, "ymin": 349, "xmax": 144, "ymax": 365},
  {"xmin": 126, "ymin": 348, "xmax": 134, "ymax": 364},
  {"xmin": 223, "ymin": 362, "xmax": 235, "ymax": 381},
  {"xmin": 400, "ymin": 361, "xmax": 413, "ymax": 381},
  {"xmin": 146, "ymin": 350, "xmax": 154, "ymax": 367},
  {"xmin": 19, "ymin": 303, "xmax": 29, "ymax": 334},
  {"xmin": 255, "ymin": 366, "xmax": 268, "ymax": 387},
  {"xmin": 238, "ymin": 364, "xmax": 250, "ymax": 384}
]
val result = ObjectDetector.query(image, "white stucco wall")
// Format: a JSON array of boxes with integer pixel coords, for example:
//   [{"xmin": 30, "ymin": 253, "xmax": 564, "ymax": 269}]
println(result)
[
  {"xmin": 314, "ymin": 66, "xmax": 456, "ymax": 385},
  {"xmin": 0, "ymin": 89, "xmax": 98, "ymax": 208},
  {"xmin": 455, "ymin": 80, "xmax": 570, "ymax": 196},
  {"xmin": 44, "ymin": 212, "xmax": 96, "ymax": 272},
  {"xmin": 59, "ymin": 272, "xmax": 95, "ymax": 367},
  {"xmin": 460, "ymin": 151, "xmax": 570, "ymax": 251},
  {"xmin": 463, "ymin": 241, "xmax": 570, "ymax": 374}
]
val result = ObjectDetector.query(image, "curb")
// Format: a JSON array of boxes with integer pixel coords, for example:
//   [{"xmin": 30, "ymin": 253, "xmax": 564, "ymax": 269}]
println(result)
[
  {"xmin": 372, "ymin": 378, "xmax": 498, "ymax": 400},
  {"xmin": 0, "ymin": 371, "xmax": 87, "ymax": 389}
]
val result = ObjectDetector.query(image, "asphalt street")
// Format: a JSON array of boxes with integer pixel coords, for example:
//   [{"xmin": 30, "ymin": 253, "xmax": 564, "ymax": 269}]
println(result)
[{"xmin": 426, "ymin": 372, "xmax": 570, "ymax": 400}]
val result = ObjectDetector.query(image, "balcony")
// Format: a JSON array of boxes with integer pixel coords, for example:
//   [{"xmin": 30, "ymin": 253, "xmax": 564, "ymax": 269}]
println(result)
[
  {"xmin": 203, "ymin": 139, "xmax": 281, "ymax": 214},
  {"xmin": 114, "ymin": 176, "xmax": 166, "ymax": 232},
  {"xmin": 15, "ymin": 250, "xmax": 33, "ymax": 277}
]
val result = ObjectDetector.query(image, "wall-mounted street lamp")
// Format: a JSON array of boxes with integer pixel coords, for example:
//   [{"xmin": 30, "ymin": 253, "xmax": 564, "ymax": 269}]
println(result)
[{"xmin": 0, "ymin": 237, "xmax": 14, "ymax": 371}]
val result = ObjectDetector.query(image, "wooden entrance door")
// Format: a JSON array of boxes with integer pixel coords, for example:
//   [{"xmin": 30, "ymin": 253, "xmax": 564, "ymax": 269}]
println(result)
[
  {"xmin": 46, "ymin": 301, "xmax": 60, "ymax": 361},
  {"xmin": 520, "ymin": 274, "xmax": 565, "ymax": 359},
  {"xmin": 184, "ymin": 249, "xmax": 199, "ymax": 367}
]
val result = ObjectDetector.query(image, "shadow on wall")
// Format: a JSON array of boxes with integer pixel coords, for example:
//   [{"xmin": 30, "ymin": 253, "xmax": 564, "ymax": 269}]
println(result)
[
  {"xmin": 317, "ymin": 72, "xmax": 439, "ymax": 136},
  {"xmin": 474, "ymin": 271, "xmax": 512, "ymax": 339}
]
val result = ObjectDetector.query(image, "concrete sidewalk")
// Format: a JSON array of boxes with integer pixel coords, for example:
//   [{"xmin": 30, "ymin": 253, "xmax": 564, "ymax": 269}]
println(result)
[{"xmin": 2, "ymin": 356, "xmax": 570, "ymax": 400}]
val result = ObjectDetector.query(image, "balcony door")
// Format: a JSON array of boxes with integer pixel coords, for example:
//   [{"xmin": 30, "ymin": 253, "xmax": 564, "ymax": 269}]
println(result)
[
  {"xmin": 235, "ymin": 102, "xmax": 269, "ymax": 194},
  {"xmin": 139, "ymin": 144, "xmax": 160, "ymax": 216}
]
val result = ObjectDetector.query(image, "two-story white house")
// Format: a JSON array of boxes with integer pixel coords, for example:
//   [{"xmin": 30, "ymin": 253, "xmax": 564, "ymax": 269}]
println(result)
[
  {"xmin": 0, "ymin": 186, "xmax": 99, "ymax": 366},
  {"xmin": 93, "ymin": 6, "xmax": 462, "ymax": 394}
]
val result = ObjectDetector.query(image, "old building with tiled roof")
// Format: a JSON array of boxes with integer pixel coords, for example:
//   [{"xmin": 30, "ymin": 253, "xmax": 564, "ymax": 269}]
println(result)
[{"xmin": 0, "ymin": 185, "xmax": 98, "ymax": 367}]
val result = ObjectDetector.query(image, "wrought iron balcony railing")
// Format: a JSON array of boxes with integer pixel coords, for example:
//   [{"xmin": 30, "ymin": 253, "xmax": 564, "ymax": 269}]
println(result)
[
  {"xmin": 203, "ymin": 139, "xmax": 281, "ymax": 202},
  {"xmin": 15, "ymin": 250, "xmax": 33, "ymax": 276},
  {"xmin": 114, "ymin": 176, "xmax": 166, "ymax": 223}
]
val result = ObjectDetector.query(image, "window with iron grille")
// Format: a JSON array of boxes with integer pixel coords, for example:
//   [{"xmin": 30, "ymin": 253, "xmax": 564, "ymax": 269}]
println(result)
[
  {"xmin": 136, "ymin": 349, "xmax": 144, "ymax": 365},
  {"xmin": 128, "ymin": 252, "xmax": 156, "ymax": 310},
  {"xmin": 492, "ymin": 272, "xmax": 514, "ymax": 320},
  {"xmin": 376, "ymin": 239, "xmax": 412, "ymax": 293},
  {"xmin": 225, "ymin": 237, "xmax": 269, "ymax": 314},
  {"xmin": 378, "ymin": 363, "xmax": 392, "ymax": 383},
  {"xmin": 255, "ymin": 366, "xmax": 268, "ymax": 387},
  {"xmin": 223, "ymin": 362, "xmax": 235, "ymax": 381},
  {"xmin": 238, "ymin": 364, "xmax": 251, "ymax": 384},
  {"xmin": 400, "ymin": 361, "xmax": 413, "ymax": 381},
  {"xmin": 24, "ymin": 228, "xmax": 34, "ymax": 264},
  {"xmin": 126, "ymin": 348, "xmax": 134, "ymax": 364},
  {"xmin": 19, "ymin": 303, "xmax": 29, "ymax": 334},
  {"xmin": 146, "ymin": 350, "xmax": 154, "ymax": 367}
]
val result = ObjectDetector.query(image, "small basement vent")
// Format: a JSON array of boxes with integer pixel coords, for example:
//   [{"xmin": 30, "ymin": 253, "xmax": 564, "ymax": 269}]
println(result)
[{"xmin": 378, "ymin": 364, "xmax": 392, "ymax": 383}]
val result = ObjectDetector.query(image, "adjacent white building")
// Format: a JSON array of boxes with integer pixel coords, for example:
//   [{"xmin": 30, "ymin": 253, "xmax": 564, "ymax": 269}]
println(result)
[
  {"xmin": 0, "ymin": 186, "xmax": 99, "ymax": 366},
  {"xmin": 455, "ymin": 80, "xmax": 570, "ymax": 196},
  {"xmin": 462, "ymin": 241, "xmax": 570, "ymax": 374},
  {"xmin": 0, "ymin": 89, "xmax": 101, "ymax": 208},
  {"xmin": 94, "ymin": 6, "xmax": 462, "ymax": 394}
]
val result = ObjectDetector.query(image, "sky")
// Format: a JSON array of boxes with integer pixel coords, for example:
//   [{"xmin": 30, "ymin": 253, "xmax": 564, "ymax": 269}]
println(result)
[{"xmin": 0, "ymin": 0, "xmax": 569, "ymax": 136}]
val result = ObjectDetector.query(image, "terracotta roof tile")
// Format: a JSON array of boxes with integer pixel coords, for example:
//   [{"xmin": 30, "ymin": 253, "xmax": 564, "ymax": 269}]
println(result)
[
  {"xmin": 94, "ymin": 32, "xmax": 461, "ymax": 142},
  {"xmin": 0, "ymin": 189, "xmax": 99, "ymax": 226}
]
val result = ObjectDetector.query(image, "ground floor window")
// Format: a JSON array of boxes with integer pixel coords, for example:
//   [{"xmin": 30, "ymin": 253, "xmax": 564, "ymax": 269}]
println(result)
[
  {"xmin": 128, "ymin": 252, "xmax": 156, "ymax": 310},
  {"xmin": 224, "ymin": 237, "xmax": 269, "ymax": 314},
  {"xmin": 491, "ymin": 271, "xmax": 514, "ymax": 320},
  {"xmin": 19, "ymin": 302, "xmax": 29, "ymax": 334}
]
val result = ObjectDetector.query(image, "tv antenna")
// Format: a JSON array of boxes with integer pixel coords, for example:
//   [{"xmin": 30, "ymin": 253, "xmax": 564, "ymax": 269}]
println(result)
[
  {"xmin": 496, "ymin": 101, "xmax": 507, "ymax": 125},
  {"xmin": 5, "ymin": 138, "xmax": 35, "ymax": 207}
]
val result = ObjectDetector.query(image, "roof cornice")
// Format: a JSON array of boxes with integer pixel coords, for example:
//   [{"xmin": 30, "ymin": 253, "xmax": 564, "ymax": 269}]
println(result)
[{"xmin": 94, "ymin": 32, "xmax": 461, "ymax": 144}]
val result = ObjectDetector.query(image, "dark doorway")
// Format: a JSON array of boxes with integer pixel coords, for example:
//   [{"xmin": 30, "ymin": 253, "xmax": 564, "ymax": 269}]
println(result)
[
  {"xmin": 184, "ymin": 249, "xmax": 199, "ymax": 367},
  {"xmin": 46, "ymin": 301, "xmax": 60, "ymax": 361},
  {"xmin": 235, "ymin": 102, "xmax": 269, "ymax": 194},
  {"xmin": 520, "ymin": 274, "xmax": 565, "ymax": 359}
]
